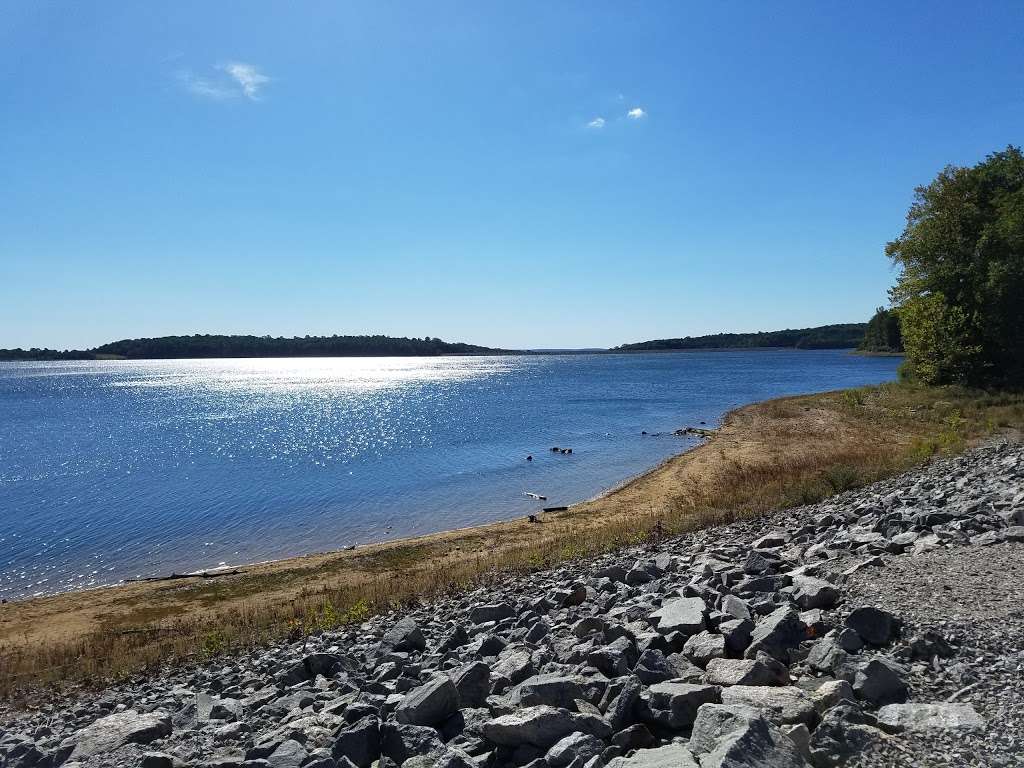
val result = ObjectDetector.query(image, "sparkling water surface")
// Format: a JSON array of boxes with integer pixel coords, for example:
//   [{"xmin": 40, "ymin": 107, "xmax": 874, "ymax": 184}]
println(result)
[{"xmin": 0, "ymin": 351, "xmax": 901, "ymax": 599}]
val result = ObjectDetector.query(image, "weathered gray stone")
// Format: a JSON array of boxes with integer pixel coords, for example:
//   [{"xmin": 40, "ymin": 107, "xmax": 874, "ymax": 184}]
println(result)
[
  {"xmin": 267, "ymin": 739, "xmax": 308, "ymax": 768},
  {"xmin": 720, "ymin": 685, "xmax": 815, "ymax": 726},
  {"xmin": 606, "ymin": 743, "xmax": 699, "ymax": 767},
  {"xmin": 853, "ymin": 657, "xmax": 909, "ymax": 706},
  {"xmin": 395, "ymin": 675, "xmax": 458, "ymax": 726},
  {"xmin": 481, "ymin": 705, "xmax": 611, "ymax": 748},
  {"xmin": 792, "ymin": 576, "xmax": 839, "ymax": 610},
  {"xmin": 69, "ymin": 711, "xmax": 172, "ymax": 760},
  {"xmin": 745, "ymin": 607, "xmax": 805, "ymax": 662},
  {"xmin": 331, "ymin": 716, "xmax": 380, "ymax": 768},
  {"xmin": 450, "ymin": 661, "xmax": 490, "ymax": 708},
  {"xmin": 545, "ymin": 732, "xmax": 605, "ymax": 768},
  {"xmin": 638, "ymin": 682, "xmax": 721, "ymax": 730},
  {"xmin": 682, "ymin": 630, "xmax": 726, "ymax": 668},
  {"xmin": 703, "ymin": 656, "xmax": 789, "ymax": 687},
  {"xmin": 507, "ymin": 674, "xmax": 586, "ymax": 710},
  {"xmin": 690, "ymin": 703, "xmax": 807, "ymax": 767},
  {"xmin": 876, "ymin": 703, "xmax": 983, "ymax": 733},
  {"xmin": 382, "ymin": 617, "xmax": 426, "ymax": 652},
  {"xmin": 470, "ymin": 603, "xmax": 516, "ymax": 624},
  {"xmin": 649, "ymin": 597, "xmax": 707, "ymax": 636}
]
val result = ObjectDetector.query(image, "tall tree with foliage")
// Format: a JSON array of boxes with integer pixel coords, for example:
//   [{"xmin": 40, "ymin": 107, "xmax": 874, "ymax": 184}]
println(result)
[
  {"xmin": 858, "ymin": 307, "xmax": 903, "ymax": 353},
  {"xmin": 886, "ymin": 146, "xmax": 1024, "ymax": 386}
]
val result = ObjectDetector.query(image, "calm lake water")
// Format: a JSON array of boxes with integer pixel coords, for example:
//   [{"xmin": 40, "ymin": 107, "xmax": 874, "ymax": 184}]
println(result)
[{"xmin": 0, "ymin": 351, "xmax": 901, "ymax": 599}]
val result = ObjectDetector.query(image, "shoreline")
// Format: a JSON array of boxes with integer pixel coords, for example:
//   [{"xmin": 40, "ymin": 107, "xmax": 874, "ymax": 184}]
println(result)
[{"xmin": 2, "ymin": 381, "xmax": 1019, "ymax": 695}]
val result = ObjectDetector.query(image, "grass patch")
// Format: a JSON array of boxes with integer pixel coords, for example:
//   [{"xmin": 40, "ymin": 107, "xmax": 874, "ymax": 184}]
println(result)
[{"xmin": 1, "ymin": 382, "xmax": 1022, "ymax": 701}]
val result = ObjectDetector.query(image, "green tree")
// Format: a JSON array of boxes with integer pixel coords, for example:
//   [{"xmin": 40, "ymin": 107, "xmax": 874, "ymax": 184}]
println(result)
[
  {"xmin": 858, "ymin": 307, "xmax": 903, "ymax": 353},
  {"xmin": 886, "ymin": 146, "xmax": 1024, "ymax": 386}
]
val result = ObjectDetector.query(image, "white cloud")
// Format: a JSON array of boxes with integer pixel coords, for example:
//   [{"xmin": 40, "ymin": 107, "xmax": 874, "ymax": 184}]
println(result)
[
  {"xmin": 176, "ymin": 61, "xmax": 270, "ymax": 101},
  {"xmin": 221, "ymin": 62, "xmax": 270, "ymax": 100},
  {"xmin": 587, "ymin": 117, "xmax": 606, "ymax": 129},
  {"xmin": 627, "ymin": 107, "xmax": 646, "ymax": 120}
]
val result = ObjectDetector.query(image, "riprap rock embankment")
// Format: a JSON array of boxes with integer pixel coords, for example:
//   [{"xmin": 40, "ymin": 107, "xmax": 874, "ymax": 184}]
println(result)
[{"xmin": 3, "ymin": 441, "xmax": 1023, "ymax": 768}]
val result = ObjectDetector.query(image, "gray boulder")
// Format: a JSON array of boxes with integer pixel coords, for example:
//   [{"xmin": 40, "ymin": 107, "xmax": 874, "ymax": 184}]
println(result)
[
  {"xmin": 690, "ymin": 703, "xmax": 807, "ymax": 767},
  {"xmin": 507, "ymin": 674, "xmax": 586, "ymax": 710},
  {"xmin": 470, "ymin": 603, "xmax": 516, "ymax": 624},
  {"xmin": 606, "ymin": 743, "xmax": 699, "ymax": 767},
  {"xmin": 704, "ymin": 657, "xmax": 789, "ymax": 687},
  {"xmin": 379, "ymin": 722, "xmax": 446, "ymax": 764},
  {"xmin": 638, "ymin": 682, "xmax": 721, "ymax": 730},
  {"xmin": 267, "ymin": 739, "xmax": 308, "ymax": 768},
  {"xmin": 682, "ymin": 630, "xmax": 726, "ymax": 668},
  {"xmin": 382, "ymin": 617, "xmax": 426, "ymax": 652},
  {"xmin": 481, "ymin": 705, "xmax": 611, "ymax": 748},
  {"xmin": 69, "ymin": 711, "xmax": 172, "ymax": 760},
  {"xmin": 546, "ymin": 732, "xmax": 605, "ymax": 768},
  {"xmin": 395, "ymin": 675, "xmax": 459, "ymax": 727},
  {"xmin": 745, "ymin": 607, "xmax": 805, "ymax": 662},
  {"xmin": 720, "ymin": 685, "xmax": 815, "ymax": 726},
  {"xmin": 853, "ymin": 657, "xmax": 909, "ymax": 706},
  {"xmin": 876, "ymin": 703, "xmax": 983, "ymax": 733},
  {"xmin": 845, "ymin": 606, "xmax": 896, "ymax": 646},
  {"xmin": 792, "ymin": 576, "xmax": 839, "ymax": 610},
  {"xmin": 450, "ymin": 661, "xmax": 490, "ymax": 708},
  {"xmin": 649, "ymin": 597, "xmax": 707, "ymax": 636},
  {"xmin": 331, "ymin": 716, "xmax": 380, "ymax": 768}
]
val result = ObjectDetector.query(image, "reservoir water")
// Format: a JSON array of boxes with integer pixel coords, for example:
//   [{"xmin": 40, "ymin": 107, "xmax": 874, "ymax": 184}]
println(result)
[{"xmin": 0, "ymin": 350, "xmax": 901, "ymax": 599}]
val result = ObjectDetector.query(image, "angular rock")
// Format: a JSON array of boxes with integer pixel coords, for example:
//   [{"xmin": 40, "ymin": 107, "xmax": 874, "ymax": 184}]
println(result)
[
  {"xmin": 682, "ymin": 630, "xmax": 726, "ymax": 668},
  {"xmin": 745, "ymin": 607, "xmax": 805, "ymax": 662},
  {"xmin": 845, "ymin": 606, "xmax": 896, "ymax": 646},
  {"xmin": 638, "ymin": 682, "xmax": 721, "ymax": 730},
  {"xmin": 450, "ymin": 661, "xmax": 490, "ymax": 708},
  {"xmin": 720, "ymin": 685, "xmax": 815, "ymax": 726},
  {"xmin": 719, "ymin": 618, "xmax": 754, "ymax": 654},
  {"xmin": 792, "ymin": 576, "xmax": 839, "ymax": 610},
  {"xmin": 690, "ymin": 703, "xmax": 806, "ymax": 767},
  {"xmin": 379, "ymin": 722, "xmax": 446, "ymax": 764},
  {"xmin": 69, "ymin": 711, "xmax": 172, "ymax": 760},
  {"xmin": 853, "ymin": 657, "xmax": 909, "ymax": 706},
  {"xmin": 649, "ymin": 597, "xmax": 707, "ymax": 636},
  {"xmin": 704, "ymin": 656, "xmax": 789, "ymax": 687},
  {"xmin": 470, "ymin": 603, "xmax": 516, "ymax": 624},
  {"xmin": 332, "ymin": 716, "xmax": 380, "ymax": 768},
  {"xmin": 481, "ymin": 705, "xmax": 611, "ymax": 749},
  {"xmin": 508, "ymin": 674, "xmax": 586, "ymax": 710},
  {"xmin": 546, "ymin": 732, "xmax": 605, "ymax": 768},
  {"xmin": 875, "ymin": 703, "xmax": 984, "ymax": 733},
  {"xmin": 395, "ymin": 675, "xmax": 458, "ymax": 727},
  {"xmin": 267, "ymin": 739, "xmax": 308, "ymax": 768},
  {"xmin": 606, "ymin": 743, "xmax": 699, "ymax": 767},
  {"xmin": 382, "ymin": 617, "xmax": 426, "ymax": 652}
]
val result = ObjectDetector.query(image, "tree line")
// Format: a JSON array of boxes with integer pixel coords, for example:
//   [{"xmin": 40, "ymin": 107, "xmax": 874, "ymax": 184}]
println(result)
[
  {"xmin": 0, "ymin": 334, "xmax": 510, "ymax": 361},
  {"xmin": 616, "ymin": 323, "xmax": 869, "ymax": 352},
  {"xmin": 873, "ymin": 146, "xmax": 1023, "ymax": 386}
]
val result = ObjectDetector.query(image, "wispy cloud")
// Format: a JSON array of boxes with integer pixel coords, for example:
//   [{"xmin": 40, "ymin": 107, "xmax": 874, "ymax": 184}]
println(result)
[
  {"xmin": 176, "ymin": 61, "xmax": 271, "ymax": 101},
  {"xmin": 222, "ymin": 62, "xmax": 270, "ymax": 100},
  {"xmin": 587, "ymin": 117, "xmax": 606, "ymax": 129},
  {"xmin": 627, "ymin": 107, "xmax": 647, "ymax": 120}
]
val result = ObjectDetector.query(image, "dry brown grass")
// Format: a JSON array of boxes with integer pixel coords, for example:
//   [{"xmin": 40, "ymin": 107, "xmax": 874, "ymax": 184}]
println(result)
[{"xmin": 2, "ymin": 381, "xmax": 1022, "ymax": 702}]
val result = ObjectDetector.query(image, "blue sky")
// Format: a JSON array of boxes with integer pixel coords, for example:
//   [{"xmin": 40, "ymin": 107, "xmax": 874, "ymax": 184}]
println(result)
[{"xmin": 2, "ymin": 2, "xmax": 1022, "ymax": 350}]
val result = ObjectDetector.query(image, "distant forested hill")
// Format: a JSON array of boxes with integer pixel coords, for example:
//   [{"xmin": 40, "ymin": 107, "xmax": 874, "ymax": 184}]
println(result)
[
  {"xmin": 615, "ymin": 323, "xmax": 869, "ymax": 352},
  {"xmin": 0, "ymin": 334, "xmax": 512, "ymax": 361}
]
